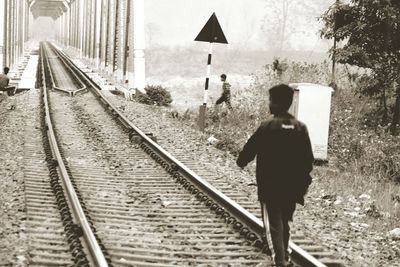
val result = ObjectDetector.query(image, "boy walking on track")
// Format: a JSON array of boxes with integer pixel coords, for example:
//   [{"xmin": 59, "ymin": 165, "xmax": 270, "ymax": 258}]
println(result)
[
  {"xmin": 236, "ymin": 84, "xmax": 314, "ymax": 267},
  {"xmin": 216, "ymin": 73, "xmax": 232, "ymax": 109}
]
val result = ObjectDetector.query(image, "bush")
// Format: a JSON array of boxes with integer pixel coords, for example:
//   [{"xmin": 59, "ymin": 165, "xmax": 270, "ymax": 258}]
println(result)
[
  {"xmin": 329, "ymin": 89, "xmax": 400, "ymax": 183},
  {"xmin": 136, "ymin": 85, "xmax": 173, "ymax": 106}
]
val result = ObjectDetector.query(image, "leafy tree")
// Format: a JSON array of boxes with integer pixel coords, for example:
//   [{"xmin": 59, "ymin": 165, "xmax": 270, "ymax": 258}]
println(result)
[{"xmin": 320, "ymin": 0, "xmax": 400, "ymax": 134}]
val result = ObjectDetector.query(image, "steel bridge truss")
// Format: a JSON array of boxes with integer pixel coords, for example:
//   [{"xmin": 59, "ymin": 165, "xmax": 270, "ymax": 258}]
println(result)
[{"xmin": 0, "ymin": 0, "xmax": 145, "ymax": 91}]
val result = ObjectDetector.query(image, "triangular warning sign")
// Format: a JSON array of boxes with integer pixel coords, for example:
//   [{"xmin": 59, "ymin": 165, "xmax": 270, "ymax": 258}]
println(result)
[{"xmin": 195, "ymin": 13, "xmax": 228, "ymax": 44}]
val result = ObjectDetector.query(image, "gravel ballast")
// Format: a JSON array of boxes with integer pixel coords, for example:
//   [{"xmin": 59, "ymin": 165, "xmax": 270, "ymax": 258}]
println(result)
[
  {"xmin": 1, "ymin": 85, "xmax": 398, "ymax": 266},
  {"xmin": 0, "ymin": 92, "xmax": 30, "ymax": 266}
]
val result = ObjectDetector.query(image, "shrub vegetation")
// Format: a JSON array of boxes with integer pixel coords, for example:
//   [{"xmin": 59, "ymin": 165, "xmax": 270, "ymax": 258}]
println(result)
[{"xmin": 136, "ymin": 85, "xmax": 173, "ymax": 106}]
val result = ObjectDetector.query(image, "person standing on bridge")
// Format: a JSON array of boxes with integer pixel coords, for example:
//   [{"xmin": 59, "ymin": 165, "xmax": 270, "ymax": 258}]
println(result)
[
  {"xmin": 215, "ymin": 74, "xmax": 232, "ymax": 110},
  {"xmin": 236, "ymin": 84, "xmax": 314, "ymax": 267},
  {"xmin": 0, "ymin": 67, "xmax": 16, "ymax": 110}
]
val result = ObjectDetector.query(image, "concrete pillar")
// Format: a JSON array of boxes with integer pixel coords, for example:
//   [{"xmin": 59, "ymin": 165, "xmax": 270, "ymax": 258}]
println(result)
[
  {"xmin": 5, "ymin": 0, "xmax": 10, "ymax": 68},
  {"xmin": 0, "ymin": 0, "xmax": 4, "ymax": 71},
  {"xmin": 95, "ymin": 0, "xmax": 101, "ymax": 69},
  {"xmin": 17, "ymin": 0, "xmax": 21, "ymax": 57},
  {"xmin": 75, "ymin": 0, "xmax": 78, "ymax": 48},
  {"xmin": 8, "ymin": 0, "xmax": 12, "ymax": 66},
  {"xmin": 69, "ymin": 2, "xmax": 73, "ymax": 47},
  {"xmin": 88, "ymin": 0, "xmax": 92, "ymax": 59},
  {"xmin": 61, "ymin": 12, "xmax": 63, "ymax": 45},
  {"xmin": 5, "ymin": 0, "xmax": 9, "ymax": 68},
  {"xmin": 24, "ymin": 1, "xmax": 31, "ymax": 42},
  {"xmin": 28, "ymin": 1, "xmax": 33, "ymax": 41},
  {"xmin": 62, "ymin": 12, "xmax": 65, "ymax": 46},
  {"xmin": 16, "ymin": 0, "xmax": 20, "ymax": 56},
  {"xmin": 20, "ymin": 0, "xmax": 23, "ymax": 54},
  {"xmin": 87, "ymin": 0, "xmax": 91, "ymax": 59},
  {"xmin": 70, "ymin": 3, "xmax": 73, "ymax": 47},
  {"xmin": 106, "ymin": 0, "xmax": 115, "ymax": 74},
  {"xmin": 65, "ymin": 4, "xmax": 69, "ymax": 48},
  {"xmin": 101, "ymin": 0, "xmax": 114, "ymax": 74},
  {"xmin": 99, "ymin": 0, "xmax": 107, "ymax": 70},
  {"xmin": 120, "ymin": 0, "xmax": 126, "ymax": 82},
  {"xmin": 127, "ymin": 0, "xmax": 134, "ymax": 89},
  {"xmin": 12, "ymin": 0, "xmax": 16, "ymax": 66},
  {"xmin": 60, "ymin": 14, "xmax": 63, "ymax": 45},
  {"xmin": 79, "ymin": 0, "xmax": 84, "ymax": 58},
  {"xmin": 73, "ymin": 0, "xmax": 77, "ymax": 48},
  {"xmin": 114, "ymin": 0, "xmax": 125, "ymax": 81},
  {"xmin": 122, "ymin": 0, "xmax": 130, "ymax": 83},
  {"xmin": 20, "ymin": 0, "xmax": 24, "ymax": 55},
  {"xmin": 83, "ymin": 0, "xmax": 88, "ymax": 57},
  {"xmin": 56, "ymin": 17, "xmax": 59, "ymax": 43},
  {"xmin": 111, "ymin": 0, "xmax": 117, "ymax": 75},
  {"xmin": 88, "ymin": 0, "xmax": 93, "ymax": 59},
  {"xmin": 14, "ymin": 0, "xmax": 18, "ymax": 62},
  {"xmin": 60, "ymin": 15, "xmax": 62, "ymax": 43},
  {"xmin": 91, "ymin": 0, "xmax": 96, "ymax": 61},
  {"xmin": 71, "ymin": 1, "xmax": 75, "ymax": 48},
  {"xmin": 133, "ymin": 0, "xmax": 145, "ymax": 91},
  {"xmin": 10, "ymin": 0, "xmax": 15, "ymax": 66}
]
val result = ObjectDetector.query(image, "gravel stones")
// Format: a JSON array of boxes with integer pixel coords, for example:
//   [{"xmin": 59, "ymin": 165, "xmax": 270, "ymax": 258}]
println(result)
[
  {"xmin": 389, "ymin": 228, "xmax": 400, "ymax": 240},
  {"xmin": 0, "ymin": 91, "xmax": 30, "ymax": 266}
]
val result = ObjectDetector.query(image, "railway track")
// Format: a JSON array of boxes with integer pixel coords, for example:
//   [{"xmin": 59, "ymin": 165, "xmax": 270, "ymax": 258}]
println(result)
[
  {"xmin": 24, "ymin": 88, "xmax": 76, "ymax": 266},
  {"xmin": 28, "ymin": 41, "xmax": 343, "ymax": 266}
]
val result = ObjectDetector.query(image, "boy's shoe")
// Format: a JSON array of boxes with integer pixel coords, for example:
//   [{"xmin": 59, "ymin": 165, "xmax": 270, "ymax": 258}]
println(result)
[
  {"xmin": 273, "ymin": 262, "xmax": 294, "ymax": 267},
  {"xmin": 285, "ymin": 252, "xmax": 293, "ymax": 266}
]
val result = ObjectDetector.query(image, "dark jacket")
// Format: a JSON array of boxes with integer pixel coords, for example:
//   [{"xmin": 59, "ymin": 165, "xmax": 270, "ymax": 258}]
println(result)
[
  {"xmin": 0, "ymin": 74, "xmax": 10, "ymax": 89},
  {"xmin": 237, "ymin": 112, "xmax": 314, "ymax": 205}
]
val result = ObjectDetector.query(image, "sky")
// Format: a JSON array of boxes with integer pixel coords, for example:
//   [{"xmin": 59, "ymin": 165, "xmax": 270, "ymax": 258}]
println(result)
[
  {"xmin": 144, "ymin": 0, "xmax": 334, "ymax": 52},
  {"xmin": 145, "ymin": 0, "xmax": 266, "ymax": 48}
]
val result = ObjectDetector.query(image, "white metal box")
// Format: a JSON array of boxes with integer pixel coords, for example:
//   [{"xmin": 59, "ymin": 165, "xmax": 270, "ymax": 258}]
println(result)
[{"xmin": 288, "ymin": 83, "xmax": 333, "ymax": 160}]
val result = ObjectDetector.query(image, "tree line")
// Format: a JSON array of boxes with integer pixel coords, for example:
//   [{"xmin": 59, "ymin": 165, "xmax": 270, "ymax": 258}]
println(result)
[{"xmin": 320, "ymin": 0, "xmax": 400, "ymax": 134}]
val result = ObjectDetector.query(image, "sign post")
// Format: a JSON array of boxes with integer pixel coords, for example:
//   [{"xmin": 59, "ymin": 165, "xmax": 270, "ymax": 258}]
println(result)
[{"xmin": 194, "ymin": 13, "xmax": 228, "ymax": 131}]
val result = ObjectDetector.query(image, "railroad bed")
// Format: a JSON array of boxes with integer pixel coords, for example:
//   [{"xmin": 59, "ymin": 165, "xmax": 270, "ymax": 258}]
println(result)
[
  {"xmin": 50, "ymin": 89, "xmax": 273, "ymax": 266},
  {"xmin": 24, "ymin": 41, "xmax": 343, "ymax": 266},
  {"xmin": 24, "ymin": 89, "xmax": 75, "ymax": 266}
]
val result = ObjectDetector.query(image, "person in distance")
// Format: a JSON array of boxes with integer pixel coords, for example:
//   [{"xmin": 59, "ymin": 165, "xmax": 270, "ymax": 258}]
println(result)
[
  {"xmin": 0, "ymin": 67, "xmax": 16, "ymax": 110},
  {"xmin": 215, "ymin": 73, "xmax": 232, "ymax": 110},
  {"xmin": 236, "ymin": 84, "xmax": 314, "ymax": 267}
]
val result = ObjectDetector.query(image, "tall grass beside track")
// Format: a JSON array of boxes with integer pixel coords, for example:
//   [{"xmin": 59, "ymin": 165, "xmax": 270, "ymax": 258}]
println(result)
[{"xmin": 176, "ymin": 61, "xmax": 400, "ymax": 228}]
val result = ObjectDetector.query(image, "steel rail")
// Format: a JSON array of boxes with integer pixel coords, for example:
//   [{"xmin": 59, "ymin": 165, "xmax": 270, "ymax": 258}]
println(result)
[
  {"xmin": 53, "ymin": 45, "xmax": 328, "ymax": 267},
  {"xmin": 42, "ymin": 45, "xmax": 70, "ymax": 94},
  {"xmin": 42, "ymin": 46, "xmax": 56, "ymax": 89},
  {"xmin": 51, "ymin": 44, "xmax": 88, "ymax": 96},
  {"xmin": 44, "ymin": 42, "xmax": 87, "ymax": 96},
  {"xmin": 41, "ymin": 44, "xmax": 109, "ymax": 267}
]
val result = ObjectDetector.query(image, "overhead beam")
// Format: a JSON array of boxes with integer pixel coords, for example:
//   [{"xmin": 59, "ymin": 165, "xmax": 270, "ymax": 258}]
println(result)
[{"xmin": 30, "ymin": 0, "xmax": 68, "ymax": 19}]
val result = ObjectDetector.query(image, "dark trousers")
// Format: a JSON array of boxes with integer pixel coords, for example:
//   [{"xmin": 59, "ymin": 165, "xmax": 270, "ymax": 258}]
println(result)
[
  {"xmin": 261, "ymin": 201, "xmax": 295, "ymax": 266},
  {"xmin": 215, "ymin": 93, "xmax": 232, "ymax": 109},
  {"xmin": 0, "ymin": 86, "xmax": 16, "ymax": 96}
]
